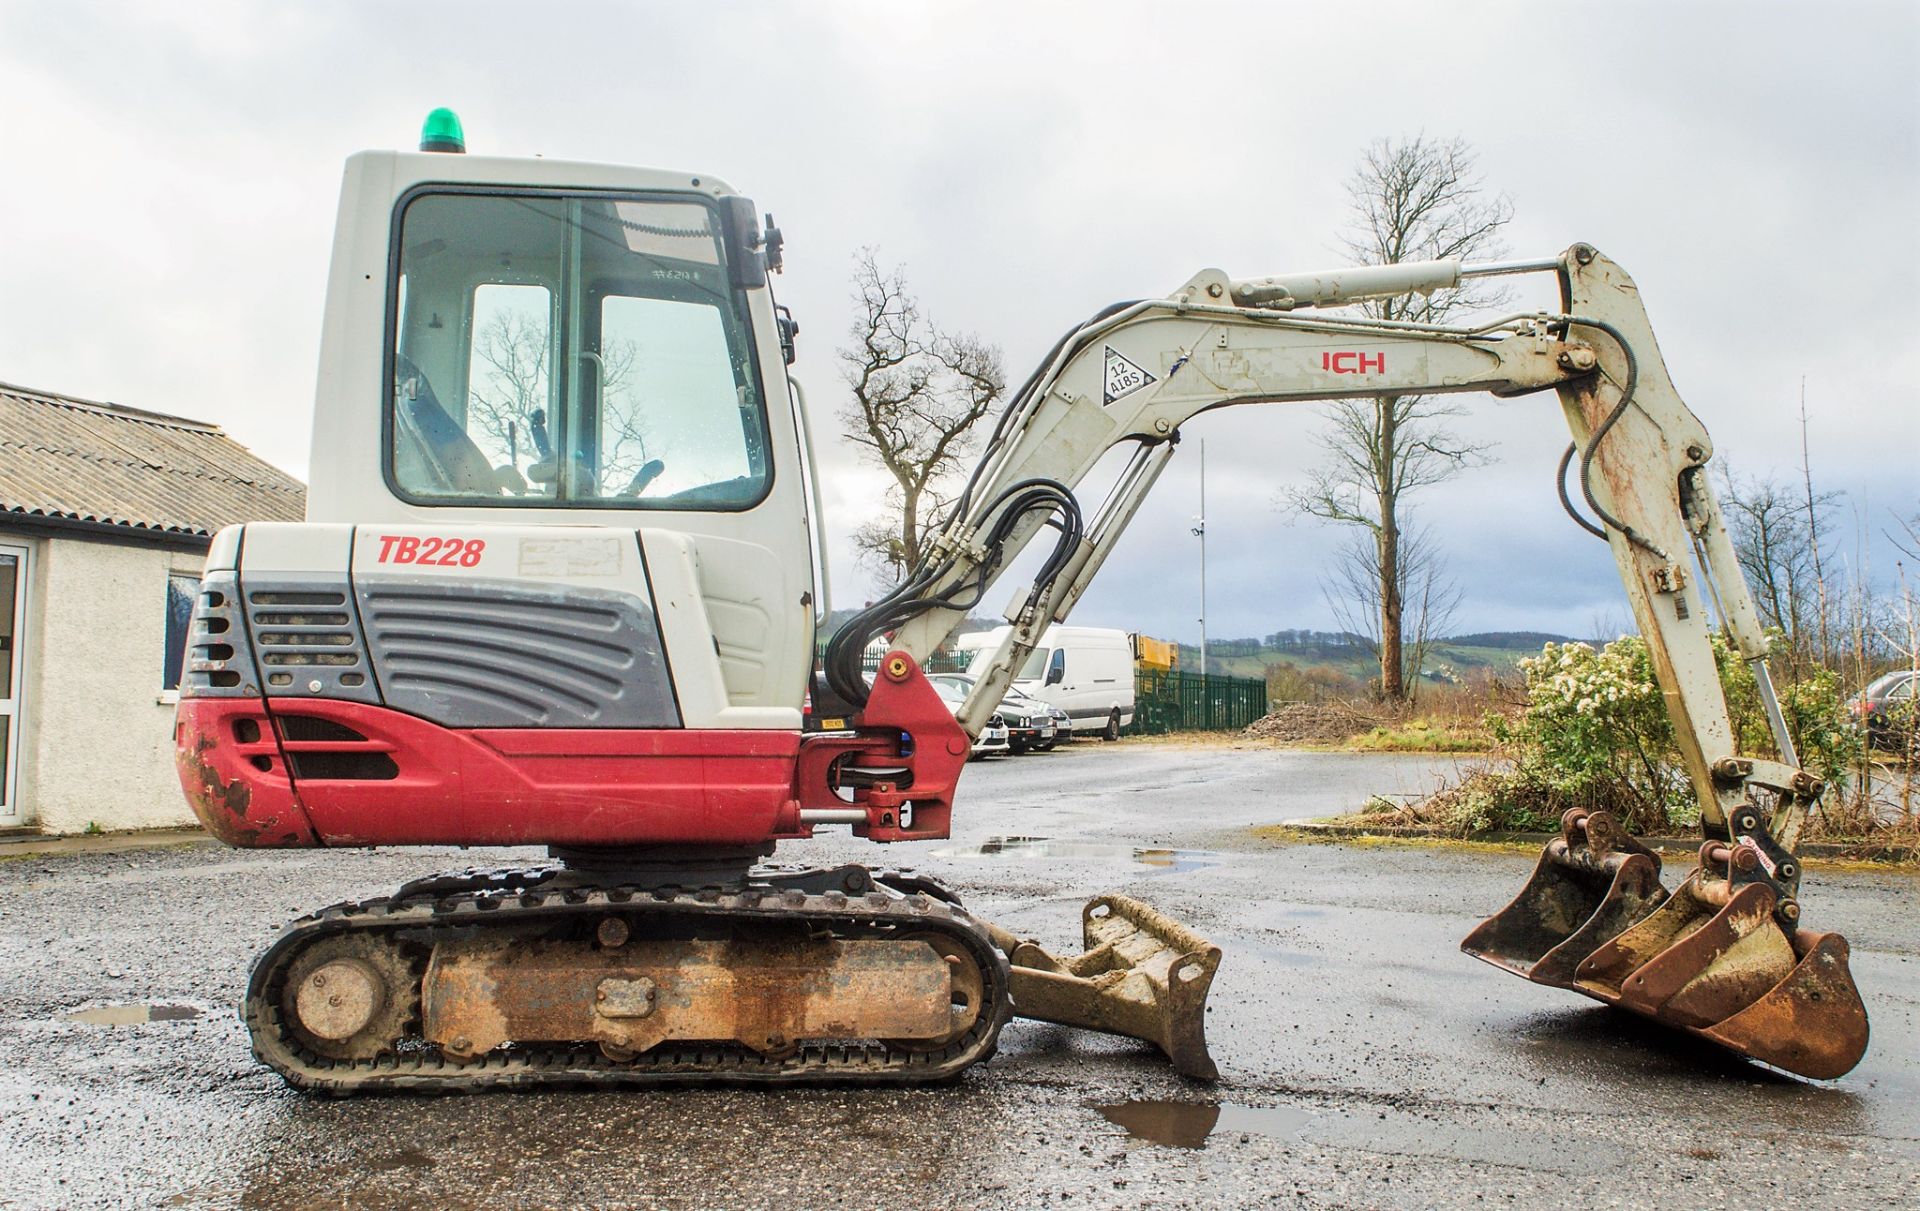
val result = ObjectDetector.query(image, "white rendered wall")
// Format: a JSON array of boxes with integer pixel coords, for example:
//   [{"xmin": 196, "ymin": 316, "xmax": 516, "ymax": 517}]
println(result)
[{"xmin": 5, "ymin": 528, "xmax": 206, "ymax": 834}]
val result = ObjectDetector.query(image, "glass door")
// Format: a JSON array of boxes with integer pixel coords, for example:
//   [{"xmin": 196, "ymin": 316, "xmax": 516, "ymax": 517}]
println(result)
[{"xmin": 0, "ymin": 543, "xmax": 25, "ymax": 824}]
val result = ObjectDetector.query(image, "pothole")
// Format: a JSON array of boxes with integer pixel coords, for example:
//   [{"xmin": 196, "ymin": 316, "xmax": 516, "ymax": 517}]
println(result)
[
  {"xmin": 1092, "ymin": 1099, "xmax": 1314, "ymax": 1149},
  {"xmin": 63, "ymin": 1003, "xmax": 202, "ymax": 1025}
]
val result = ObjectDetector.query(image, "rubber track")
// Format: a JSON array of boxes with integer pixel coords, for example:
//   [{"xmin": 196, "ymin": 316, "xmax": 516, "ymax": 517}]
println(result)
[{"xmin": 244, "ymin": 868, "xmax": 1011, "ymax": 1095}]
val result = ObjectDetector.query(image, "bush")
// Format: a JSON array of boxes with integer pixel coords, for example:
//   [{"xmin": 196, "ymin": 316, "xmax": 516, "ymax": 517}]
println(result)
[{"xmin": 1458, "ymin": 635, "xmax": 1864, "ymax": 837}]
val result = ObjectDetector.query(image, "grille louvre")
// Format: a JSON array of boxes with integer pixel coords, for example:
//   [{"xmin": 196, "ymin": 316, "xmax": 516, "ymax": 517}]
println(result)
[
  {"xmin": 243, "ymin": 576, "xmax": 381, "ymax": 704},
  {"xmin": 181, "ymin": 571, "xmax": 260, "ymax": 698},
  {"xmin": 357, "ymin": 576, "xmax": 679, "ymax": 728}
]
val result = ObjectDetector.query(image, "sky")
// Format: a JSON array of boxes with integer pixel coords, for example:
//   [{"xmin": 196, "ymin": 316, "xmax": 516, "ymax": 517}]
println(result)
[{"xmin": 2, "ymin": 1, "xmax": 1915, "ymax": 646}]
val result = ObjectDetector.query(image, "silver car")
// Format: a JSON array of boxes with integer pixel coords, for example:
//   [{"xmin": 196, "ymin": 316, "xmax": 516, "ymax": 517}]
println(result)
[
  {"xmin": 929, "ymin": 673, "xmax": 1058, "ymax": 753},
  {"xmin": 929, "ymin": 677, "xmax": 1010, "ymax": 758}
]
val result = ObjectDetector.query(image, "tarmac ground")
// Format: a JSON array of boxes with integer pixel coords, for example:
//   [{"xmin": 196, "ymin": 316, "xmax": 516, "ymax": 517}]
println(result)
[{"xmin": 1, "ymin": 744, "xmax": 1914, "ymax": 1209}]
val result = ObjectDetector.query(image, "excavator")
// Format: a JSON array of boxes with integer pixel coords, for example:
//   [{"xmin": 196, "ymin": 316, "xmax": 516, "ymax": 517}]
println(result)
[{"xmin": 174, "ymin": 112, "xmax": 1868, "ymax": 1092}]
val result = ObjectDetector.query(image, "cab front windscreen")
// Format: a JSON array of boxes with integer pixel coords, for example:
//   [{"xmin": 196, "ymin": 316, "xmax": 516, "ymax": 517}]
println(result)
[{"xmin": 385, "ymin": 189, "xmax": 771, "ymax": 509}]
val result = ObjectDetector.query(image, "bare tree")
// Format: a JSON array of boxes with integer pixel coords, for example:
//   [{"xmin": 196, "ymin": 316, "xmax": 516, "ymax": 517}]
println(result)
[
  {"xmin": 466, "ymin": 312, "xmax": 645, "ymax": 489},
  {"xmin": 1718, "ymin": 463, "xmax": 1840, "ymax": 670},
  {"xmin": 1285, "ymin": 136, "xmax": 1512, "ymax": 702},
  {"xmin": 467, "ymin": 308, "xmax": 552, "ymax": 465},
  {"xmin": 838, "ymin": 250, "xmax": 1005, "ymax": 581},
  {"xmin": 1797, "ymin": 382, "xmax": 1834, "ymax": 661},
  {"xmin": 1322, "ymin": 520, "xmax": 1462, "ymax": 702}
]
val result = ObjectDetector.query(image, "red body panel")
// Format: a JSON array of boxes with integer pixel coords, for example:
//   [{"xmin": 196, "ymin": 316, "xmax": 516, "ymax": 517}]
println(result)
[
  {"xmin": 173, "ymin": 652, "xmax": 969, "ymax": 851},
  {"xmin": 175, "ymin": 699, "xmax": 318, "ymax": 848}
]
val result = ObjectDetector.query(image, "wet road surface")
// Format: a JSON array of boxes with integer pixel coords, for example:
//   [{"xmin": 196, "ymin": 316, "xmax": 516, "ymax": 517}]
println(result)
[{"xmin": 1, "ymin": 744, "xmax": 1914, "ymax": 1209}]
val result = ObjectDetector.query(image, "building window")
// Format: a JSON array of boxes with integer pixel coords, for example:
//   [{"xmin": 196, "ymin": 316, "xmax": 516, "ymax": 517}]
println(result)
[{"xmin": 163, "ymin": 574, "xmax": 200, "ymax": 692}]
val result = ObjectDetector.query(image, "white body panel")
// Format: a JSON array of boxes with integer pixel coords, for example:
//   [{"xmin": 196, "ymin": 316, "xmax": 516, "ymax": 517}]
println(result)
[
  {"xmin": 964, "ymin": 625, "xmax": 1134, "ymax": 729},
  {"xmin": 229, "ymin": 521, "xmax": 798, "ymax": 731}
]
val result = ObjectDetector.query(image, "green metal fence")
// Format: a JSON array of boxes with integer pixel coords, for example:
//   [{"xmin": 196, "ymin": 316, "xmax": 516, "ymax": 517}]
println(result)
[{"xmin": 1127, "ymin": 668, "xmax": 1268, "ymax": 734}]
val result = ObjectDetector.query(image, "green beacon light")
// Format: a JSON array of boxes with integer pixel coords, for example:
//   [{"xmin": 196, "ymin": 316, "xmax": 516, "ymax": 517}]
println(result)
[{"xmin": 419, "ymin": 108, "xmax": 466, "ymax": 154}]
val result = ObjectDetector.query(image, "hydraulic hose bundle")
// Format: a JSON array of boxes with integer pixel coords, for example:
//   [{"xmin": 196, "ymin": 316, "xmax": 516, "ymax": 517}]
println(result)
[
  {"xmin": 822, "ymin": 476, "xmax": 1083, "ymax": 707},
  {"xmin": 821, "ymin": 299, "xmax": 1144, "ymax": 708}
]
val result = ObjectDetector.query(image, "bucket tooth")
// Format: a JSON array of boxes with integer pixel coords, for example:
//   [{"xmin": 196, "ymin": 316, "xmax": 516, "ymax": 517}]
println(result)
[
  {"xmin": 1461, "ymin": 809, "xmax": 1668, "ymax": 987},
  {"xmin": 989, "ymin": 895, "xmax": 1221, "ymax": 1080}
]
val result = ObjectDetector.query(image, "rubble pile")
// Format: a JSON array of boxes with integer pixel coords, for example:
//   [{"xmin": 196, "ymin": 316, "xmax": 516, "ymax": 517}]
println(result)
[{"xmin": 1242, "ymin": 702, "xmax": 1376, "ymax": 745}]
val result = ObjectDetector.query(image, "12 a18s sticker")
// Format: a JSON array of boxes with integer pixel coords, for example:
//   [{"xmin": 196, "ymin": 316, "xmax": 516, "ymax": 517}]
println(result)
[
  {"xmin": 1102, "ymin": 346, "xmax": 1157, "ymax": 406},
  {"xmin": 374, "ymin": 535, "xmax": 486, "ymax": 567}
]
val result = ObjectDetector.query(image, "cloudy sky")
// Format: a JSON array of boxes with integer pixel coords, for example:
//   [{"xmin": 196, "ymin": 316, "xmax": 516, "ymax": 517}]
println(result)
[{"xmin": 3, "ymin": 2, "xmax": 1915, "ymax": 645}]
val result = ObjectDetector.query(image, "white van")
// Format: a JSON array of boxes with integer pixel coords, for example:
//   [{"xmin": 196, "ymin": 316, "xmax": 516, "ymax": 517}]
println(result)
[{"xmin": 961, "ymin": 625, "xmax": 1136, "ymax": 740}]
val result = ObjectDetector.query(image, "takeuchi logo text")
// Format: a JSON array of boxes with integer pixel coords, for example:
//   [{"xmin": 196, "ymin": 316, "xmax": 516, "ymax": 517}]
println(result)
[{"xmin": 1321, "ymin": 351, "xmax": 1385, "ymax": 374}]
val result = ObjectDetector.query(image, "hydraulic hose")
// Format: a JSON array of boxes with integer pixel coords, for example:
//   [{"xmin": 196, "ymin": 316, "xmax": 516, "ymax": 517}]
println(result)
[{"xmin": 1564, "ymin": 316, "xmax": 1668, "ymax": 560}]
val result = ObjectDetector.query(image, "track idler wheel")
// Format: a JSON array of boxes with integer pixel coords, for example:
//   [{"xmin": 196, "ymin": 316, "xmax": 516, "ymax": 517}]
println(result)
[
  {"xmin": 281, "ymin": 934, "xmax": 419, "ymax": 1061},
  {"xmin": 1464, "ymin": 819, "xmax": 1870, "ymax": 1080},
  {"xmin": 886, "ymin": 930, "xmax": 988, "ymax": 1053}
]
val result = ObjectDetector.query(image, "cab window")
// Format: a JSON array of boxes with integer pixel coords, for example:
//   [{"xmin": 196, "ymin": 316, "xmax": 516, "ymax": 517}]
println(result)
[{"xmin": 387, "ymin": 190, "xmax": 770, "ymax": 509}]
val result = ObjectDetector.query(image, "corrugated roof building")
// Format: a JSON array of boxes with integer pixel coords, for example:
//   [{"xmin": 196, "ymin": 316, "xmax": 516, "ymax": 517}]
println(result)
[
  {"xmin": 0, "ymin": 381, "xmax": 304, "ymax": 538},
  {"xmin": 0, "ymin": 381, "xmax": 306, "ymax": 836}
]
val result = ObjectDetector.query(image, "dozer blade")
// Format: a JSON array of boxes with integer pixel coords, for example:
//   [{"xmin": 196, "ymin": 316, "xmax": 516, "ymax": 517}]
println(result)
[
  {"xmin": 987, "ymin": 895, "xmax": 1221, "ymax": 1080},
  {"xmin": 1468, "ymin": 825, "xmax": 1870, "ymax": 1081},
  {"xmin": 1461, "ymin": 809, "xmax": 1669, "ymax": 987}
]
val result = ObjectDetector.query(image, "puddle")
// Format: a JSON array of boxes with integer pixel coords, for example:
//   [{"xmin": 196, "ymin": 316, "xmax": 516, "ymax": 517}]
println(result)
[
  {"xmin": 1093, "ymin": 1099, "xmax": 1314, "ymax": 1149},
  {"xmin": 64, "ymin": 1003, "xmax": 202, "ymax": 1026},
  {"xmin": 932, "ymin": 836, "xmax": 1220, "ymax": 873}
]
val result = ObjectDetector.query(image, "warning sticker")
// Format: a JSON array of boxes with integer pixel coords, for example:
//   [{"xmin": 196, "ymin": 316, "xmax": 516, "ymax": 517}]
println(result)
[
  {"xmin": 1737, "ymin": 836, "xmax": 1778, "ymax": 877},
  {"xmin": 1102, "ymin": 346, "xmax": 1157, "ymax": 406}
]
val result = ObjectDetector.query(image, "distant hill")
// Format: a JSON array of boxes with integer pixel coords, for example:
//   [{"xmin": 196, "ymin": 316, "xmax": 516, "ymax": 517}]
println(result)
[
  {"xmin": 819, "ymin": 612, "xmax": 1580, "ymax": 684},
  {"xmin": 1440, "ymin": 631, "xmax": 1579, "ymax": 650}
]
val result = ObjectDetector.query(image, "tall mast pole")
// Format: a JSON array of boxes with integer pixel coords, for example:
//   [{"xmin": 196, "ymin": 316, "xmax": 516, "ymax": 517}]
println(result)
[{"xmin": 1195, "ymin": 439, "xmax": 1208, "ymax": 677}]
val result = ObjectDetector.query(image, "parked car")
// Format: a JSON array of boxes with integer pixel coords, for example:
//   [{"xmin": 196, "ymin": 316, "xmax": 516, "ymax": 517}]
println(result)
[
  {"xmin": 928, "ymin": 673, "xmax": 1059, "ymax": 753},
  {"xmin": 1038, "ymin": 702, "xmax": 1072, "ymax": 748},
  {"xmin": 927, "ymin": 677, "xmax": 1010, "ymax": 759},
  {"xmin": 959, "ymin": 624, "xmax": 1136, "ymax": 740},
  {"xmin": 1849, "ymin": 669, "xmax": 1918, "ymax": 753}
]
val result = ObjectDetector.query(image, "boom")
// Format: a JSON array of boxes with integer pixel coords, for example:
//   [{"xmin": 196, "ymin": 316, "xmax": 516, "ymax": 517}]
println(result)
[{"xmin": 829, "ymin": 244, "xmax": 1784, "ymax": 842}]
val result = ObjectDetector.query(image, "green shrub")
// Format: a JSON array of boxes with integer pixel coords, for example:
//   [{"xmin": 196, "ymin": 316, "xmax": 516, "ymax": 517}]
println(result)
[{"xmin": 1472, "ymin": 635, "xmax": 1862, "ymax": 836}]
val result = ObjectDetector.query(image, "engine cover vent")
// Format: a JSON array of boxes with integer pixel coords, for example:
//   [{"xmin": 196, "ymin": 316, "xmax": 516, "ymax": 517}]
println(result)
[
  {"xmin": 244, "ymin": 578, "xmax": 380, "ymax": 704},
  {"xmin": 356, "ymin": 576, "xmax": 680, "ymax": 729},
  {"xmin": 181, "ymin": 570, "xmax": 261, "ymax": 698},
  {"xmin": 272, "ymin": 713, "xmax": 399, "ymax": 781}
]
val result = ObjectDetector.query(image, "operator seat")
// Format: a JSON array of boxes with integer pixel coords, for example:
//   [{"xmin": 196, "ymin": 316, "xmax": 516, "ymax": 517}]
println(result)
[{"xmin": 393, "ymin": 355, "xmax": 501, "ymax": 497}]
